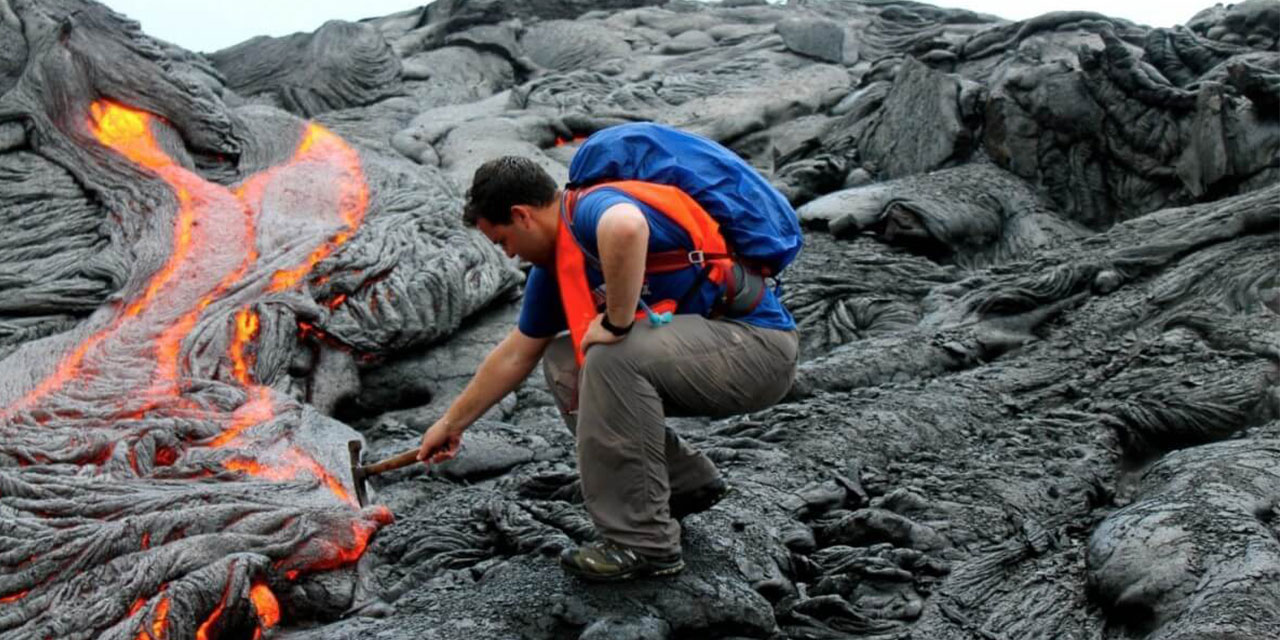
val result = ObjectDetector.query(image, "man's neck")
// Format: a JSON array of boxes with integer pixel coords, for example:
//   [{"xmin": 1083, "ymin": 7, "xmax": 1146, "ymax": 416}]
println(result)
[{"xmin": 537, "ymin": 190, "xmax": 564, "ymax": 236}]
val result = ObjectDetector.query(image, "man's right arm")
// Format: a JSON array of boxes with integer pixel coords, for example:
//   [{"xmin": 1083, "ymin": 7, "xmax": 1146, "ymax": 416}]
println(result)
[{"xmin": 417, "ymin": 327, "xmax": 553, "ymax": 463}]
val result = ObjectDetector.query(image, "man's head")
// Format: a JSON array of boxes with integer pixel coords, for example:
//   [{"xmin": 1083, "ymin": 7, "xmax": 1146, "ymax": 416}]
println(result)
[{"xmin": 464, "ymin": 156, "xmax": 559, "ymax": 266}]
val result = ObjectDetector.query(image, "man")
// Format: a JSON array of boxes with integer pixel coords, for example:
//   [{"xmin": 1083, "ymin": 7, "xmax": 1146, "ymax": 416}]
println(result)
[{"xmin": 417, "ymin": 155, "xmax": 798, "ymax": 581}]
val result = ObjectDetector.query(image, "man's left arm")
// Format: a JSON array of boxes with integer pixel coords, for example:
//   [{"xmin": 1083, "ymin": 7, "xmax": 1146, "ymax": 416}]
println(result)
[{"xmin": 580, "ymin": 202, "xmax": 649, "ymax": 352}]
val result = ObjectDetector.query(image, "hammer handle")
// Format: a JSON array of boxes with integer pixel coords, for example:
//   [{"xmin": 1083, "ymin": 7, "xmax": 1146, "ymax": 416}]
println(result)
[{"xmin": 362, "ymin": 448, "xmax": 422, "ymax": 476}]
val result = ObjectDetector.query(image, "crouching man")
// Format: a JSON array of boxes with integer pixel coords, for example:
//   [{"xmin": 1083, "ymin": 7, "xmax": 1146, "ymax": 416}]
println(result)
[{"xmin": 418, "ymin": 155, "xmax": 798, "ymax": 581}]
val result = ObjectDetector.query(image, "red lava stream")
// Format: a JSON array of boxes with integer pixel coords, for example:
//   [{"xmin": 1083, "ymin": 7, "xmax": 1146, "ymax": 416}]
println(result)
[{"xmin": 0, "ymin": 101, "xmax": 391, "ymax": 638}]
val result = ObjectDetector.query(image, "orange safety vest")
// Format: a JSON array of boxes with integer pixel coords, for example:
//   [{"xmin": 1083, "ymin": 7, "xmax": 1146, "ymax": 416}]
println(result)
[{"xmin": 556, "ymin": 180, "xmax": 734, "ymax": 366}]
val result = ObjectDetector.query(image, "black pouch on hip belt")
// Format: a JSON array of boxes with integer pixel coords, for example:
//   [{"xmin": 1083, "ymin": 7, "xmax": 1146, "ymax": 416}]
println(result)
[{"xmin": 719, "ymin": 261, "xmax": 767, "ymax": 317}]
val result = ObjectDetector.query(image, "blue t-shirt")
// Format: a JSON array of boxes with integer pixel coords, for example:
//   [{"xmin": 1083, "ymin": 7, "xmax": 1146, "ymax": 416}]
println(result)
[{"xmin": 518, "ymin": 188, "xmax": 795, "ymax": 337}]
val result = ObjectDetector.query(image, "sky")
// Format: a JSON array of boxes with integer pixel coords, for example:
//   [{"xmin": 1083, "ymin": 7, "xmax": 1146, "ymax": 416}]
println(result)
[{"xmin": 101, "ymin": 0, "xmax": 1219, "ymax": 53}]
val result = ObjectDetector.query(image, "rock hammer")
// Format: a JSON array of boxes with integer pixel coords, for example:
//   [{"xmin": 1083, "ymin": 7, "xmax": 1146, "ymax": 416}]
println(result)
[{"xmin": 347, "ymin": 440, "xmax": 421, "ymax": 507}]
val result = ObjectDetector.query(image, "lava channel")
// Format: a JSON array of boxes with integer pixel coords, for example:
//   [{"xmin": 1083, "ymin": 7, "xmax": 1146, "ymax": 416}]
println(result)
[{"xmin": 0, "ymin": 100, "xmax": 390, "ymax": 640}]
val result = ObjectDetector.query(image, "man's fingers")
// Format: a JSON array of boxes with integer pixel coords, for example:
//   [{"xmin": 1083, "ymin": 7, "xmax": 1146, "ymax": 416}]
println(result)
[
  {"xmin": 418, "ymin": 439, "xmax": 441, "ymax": 462},
  {"xmin": 437, "ymin": 439, "xmax": 460, "ymax": 462},
  {"xmin": 418, "ymin": 432, "xmax": 463, "ymax": 465}
]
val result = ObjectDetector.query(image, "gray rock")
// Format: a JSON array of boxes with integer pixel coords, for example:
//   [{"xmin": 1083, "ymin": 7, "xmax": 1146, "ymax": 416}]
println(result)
[
  {"xmin": 1, "ymin": 0, "xmax": 1278, "ymax": 638},
  {"xmin": 579, "ymin": 616, "xmax": 670, "ymax": 640},
  {"xmin": 433, "ymin": 428, "xmax": 536, "ymax": 482},
  {"xmin": 209, "ymin": 20, "xmax": 402, "ymax": 117},
  {"xmin": 660, "ymin": 29, "xmax": 716, "ymax": 54},
  {"xmin": 522, "ymin": 20, "xmax": 633, "ymax": 71},
  {"xmin": 857, "ymin": 57, "xmax": 974, "ymax": 180},
  {"xmin": 1088, "ymin": 440, "xmax": 1280, "ymax": 638},
  {"xmin": 776, "ymin": 15, "xmax": 846, "ymax": 64}
]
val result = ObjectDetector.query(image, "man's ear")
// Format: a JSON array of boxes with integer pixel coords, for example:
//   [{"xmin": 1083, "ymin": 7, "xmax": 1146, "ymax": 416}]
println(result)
[{"xmin": 510, "ymin": 204, "xmax": 534, "ymax": 228}]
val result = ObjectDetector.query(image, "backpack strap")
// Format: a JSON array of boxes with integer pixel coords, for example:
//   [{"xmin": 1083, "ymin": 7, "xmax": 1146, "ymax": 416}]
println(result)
[
  {"xmin": 565, "ymin": 181, "xmax": 762, "ymax": 318},
  {"xmin": 645, "ymin": 248, "xmax": 732, "ymax": 273},
  {"xmin": 559, "ymin": 188, "xmax": 602, "ymax": 271},
  {"xmin": 565, "ymin": 185, "xmax": 734, "ymax": 275}
]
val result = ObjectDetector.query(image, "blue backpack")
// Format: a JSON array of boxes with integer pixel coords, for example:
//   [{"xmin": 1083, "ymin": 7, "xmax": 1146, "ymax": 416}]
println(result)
[{"xmin": 566, "ymin": 123, "xmax": 803, "ymax": 277}]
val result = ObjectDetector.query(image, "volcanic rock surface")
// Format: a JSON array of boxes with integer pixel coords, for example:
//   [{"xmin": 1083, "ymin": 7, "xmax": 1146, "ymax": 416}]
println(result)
[{"xmin": 0, "ymin": 0, "xmax": 1277, "ymax": 639}]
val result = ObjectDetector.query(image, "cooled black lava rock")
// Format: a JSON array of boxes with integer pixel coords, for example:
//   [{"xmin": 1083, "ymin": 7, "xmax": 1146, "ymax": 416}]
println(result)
[{"xmin": 1, "ymin": 0, "xmax": 1277, "ymax": 639}]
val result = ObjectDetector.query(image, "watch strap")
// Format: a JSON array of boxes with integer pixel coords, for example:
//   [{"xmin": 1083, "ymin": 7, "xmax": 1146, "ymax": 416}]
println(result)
[{"xmin": 600, "ymin": 314, "xmax": 634, "ymax": 336}]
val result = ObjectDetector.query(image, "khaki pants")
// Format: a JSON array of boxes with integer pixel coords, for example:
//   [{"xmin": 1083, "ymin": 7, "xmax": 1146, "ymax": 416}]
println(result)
[{"xmin": 542, "ymin": 315, "xmax": 799, "ymax": 556}]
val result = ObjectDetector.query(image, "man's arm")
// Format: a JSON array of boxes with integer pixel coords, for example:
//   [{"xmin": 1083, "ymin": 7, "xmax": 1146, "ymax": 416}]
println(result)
[
  {"xmin": 417, "ymin": 327, "xmax": 552, "ymax": 463},
  {"xmin": 598, "ymin": 202, "xmax": 649, "ymax": 327},
  {"xmin": 579, "ymin": 202, "xmax": 649, "ymax": 352}
]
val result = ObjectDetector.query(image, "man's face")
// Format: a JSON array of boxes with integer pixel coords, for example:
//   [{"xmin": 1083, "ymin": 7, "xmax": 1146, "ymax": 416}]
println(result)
[{"xmin": 476, "ymin": 207, "xmax": 554, "ymax": 266}]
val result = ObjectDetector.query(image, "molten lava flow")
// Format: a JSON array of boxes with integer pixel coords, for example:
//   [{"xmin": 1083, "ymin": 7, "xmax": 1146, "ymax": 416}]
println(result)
[
  {"xmin": 223, "ymin": 457, "xmax": 271, "ymax": 477},
  {"xmin": 88, "ymin": 101, "xmax": 172, "ymax": 171},
  {"xmin": 249, "ymin": 581, "xmax": 280, "ymax": 634},
  {"xmin": 134, "ymin": 596, "xmax": 170, "ymax": 640},
  {"xmin": 230, "ymin": 309, "xmax": 260, "ymax": 385},
  {"xmin": 155, "ymin": 447, "xmax": 177, "ymax": 466},
  {"xmin": 268, "ymin": 124, "xmax": 369, "ymax": 292},
  {"xmin": 282, "ymin": 451, "xmax": 356, "ymax": 505},
  {"xmin": 194, "ymin": 580, "xmax": 231, "ymax": 640},
  {"xmin": 302, "ymin": 515, "xmax": 389, "ymax": 573},
  {"xmin": 194, "ymin": 607, "xmax": 222, "ymax": 640},
  {"xmin": 2, "ymin": 99, "xmax": 385, "ymax": 637},
  {"xmin": 208, "ymin": 387, "xmax": 273, "ymax": 448},
  {"xmin": 225, "ymin": 449, "xmax": 355, "ymax": 506},
  {"xmin": 0, "ymin": 590, "xmax": 28, "ymax": 603},
  {"xmin": 126, "ymin": 186, "xmax": 193, "ymax": 319},
  {"xmin": 152, "ymin": 598, "xmax": 171, "ymax": 639},
  {"xmin": 8, "ymin": 101, "xmax": 253, "ymax": 410}
]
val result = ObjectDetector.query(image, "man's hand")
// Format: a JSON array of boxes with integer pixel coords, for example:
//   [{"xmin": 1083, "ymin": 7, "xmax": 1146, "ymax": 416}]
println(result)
[
  {"xmin": 417, "ymin": 419, "xmax": 463, "ymax": 465},
  {"xmin": 580, "ymin": 313, "xmax": 628, "ymax": 354}
]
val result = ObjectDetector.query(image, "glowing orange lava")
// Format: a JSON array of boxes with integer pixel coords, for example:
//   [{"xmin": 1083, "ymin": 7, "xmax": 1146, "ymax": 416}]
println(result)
[
  {"xmin": 194, "ymin": 581, "xmax": 231, "ymax": 640},
  {"xmin": 0, "ymin": 590, "xmax": 28, "ymax": 603},
  {"xmin": 8, "ymin": 101, "xmax": 249, "ymax": 410},
  {"xmin": 134, "ymin": 596, "xmax": 170, "ymax": 640},
  {"xmin": 155, "ymin": 447, "xmax": 177, "ymax": 466},
  {"xmin": 88, "ymin": 101, "xmax": 172, "ymax": 171},
  {"xmin": 10, "ymin": 306, "xmax": 104, "ymax": 413},
  {"xmin": 230, "ymin": 309, "xmax": 260, "ymax": 385},
  {"xmin": 300, "ymin": 453, "xmax": 355, "ymax": 505},
  {"xmin": 249, "ymin": 581, "xmax": 280, "ymax": 630},
  {"xmin": 268, "ymin": 125, "xmax": 368, "ymax": 292},
  {"xmin": 207, "ymin": 387, "xmax": 273, "ymax": 448},
  {"xmin": 194, "ymin": 606, "xmax": 222, "ymax": 640},
  {"xmin": 152, "ymin": 597, "xmax": 170, "ymax": 639},
  {"xmin": 307, "ymin": 519, "xmax": 383, "ymax": 572},
  {"xmin": 126, "ymin": 185, "xmax": 194, "ymax": 319},
  {"xmin": 4, "ymin": 99, "xmax": 385, "ymax": 636},
  {"xmin": 225, "ymin": 448, "xmax": 355, "ymax": 506}
]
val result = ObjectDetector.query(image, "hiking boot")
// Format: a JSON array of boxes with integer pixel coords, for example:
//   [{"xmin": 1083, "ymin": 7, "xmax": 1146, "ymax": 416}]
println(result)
[
  {"xmin": 560, "ymin": 540, "xmax": 685, "ymax": 582},
  {"xmin": 670, "ymin": 477, "xmax": 731, "ymax": 521}
]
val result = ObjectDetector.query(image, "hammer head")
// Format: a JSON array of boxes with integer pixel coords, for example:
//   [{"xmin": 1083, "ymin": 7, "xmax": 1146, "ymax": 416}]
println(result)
[{"xmin": 348, "ymin": 440, "xmax": 368, "ymax": 507}]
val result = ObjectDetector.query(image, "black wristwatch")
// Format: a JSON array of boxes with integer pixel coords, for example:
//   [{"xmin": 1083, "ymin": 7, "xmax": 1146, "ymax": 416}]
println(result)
[{"xmin": 600, "ymin": 314, "xmax": 634, "ymax": 336}]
